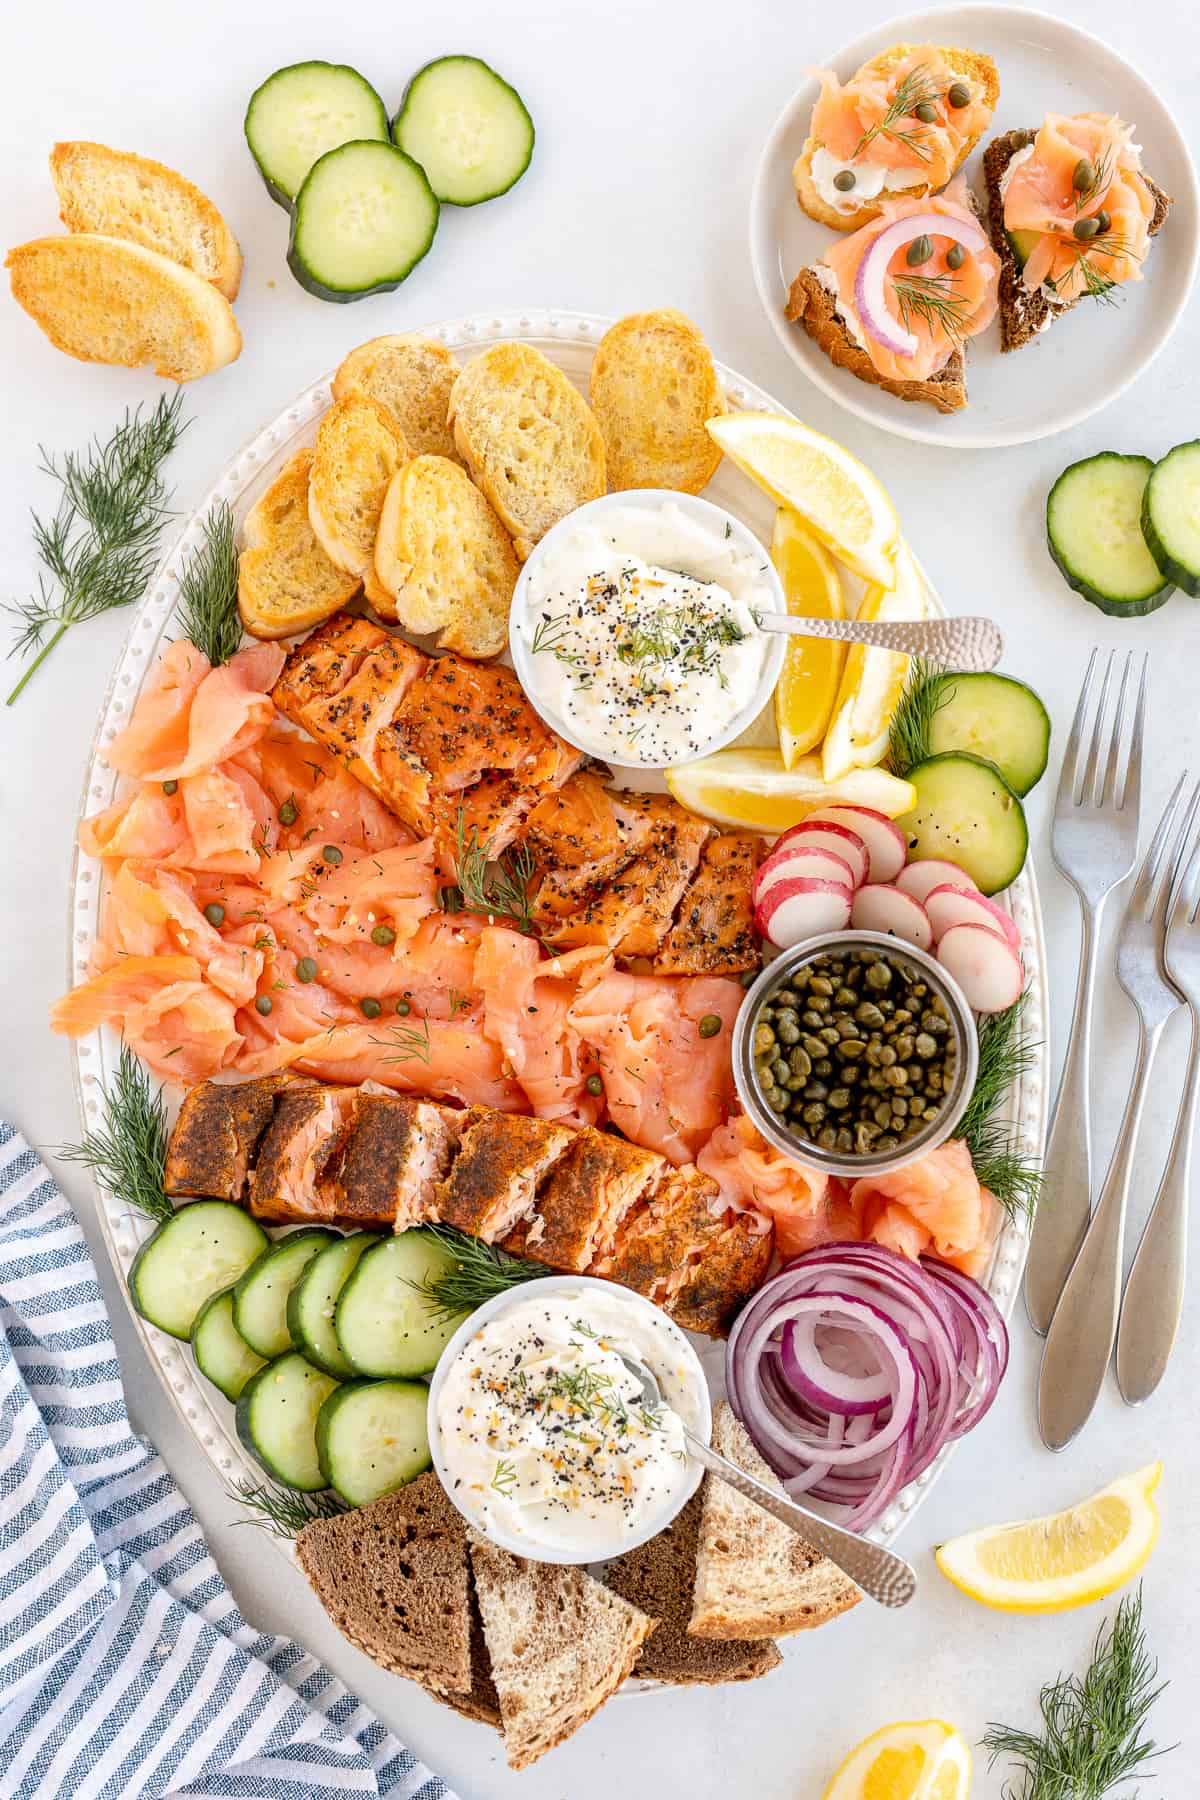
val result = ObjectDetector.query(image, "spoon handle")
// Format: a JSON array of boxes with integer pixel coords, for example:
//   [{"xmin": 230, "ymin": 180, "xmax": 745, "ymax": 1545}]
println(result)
[
  {"xmin": 756, "ymin": 612, "xmax": 1003, "ymax": 673},
  {"xmin": 683, "ymin": 1429, "xmax": 917, "ymax": 1608}
]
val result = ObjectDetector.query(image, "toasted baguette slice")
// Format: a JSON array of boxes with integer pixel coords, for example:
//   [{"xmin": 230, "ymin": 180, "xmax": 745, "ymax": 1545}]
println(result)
[
  {"xmin": 983, "ymin": 130, "xmax": 1173, "ymax": 352},
  {"xmin": 794, "ymin": 45, "xmax": 1000, "ymax": 231},
  {"xmin": 238, "ymin": 450, "xmax": 360, "ymax": 639},
  {"xmin": 49, "ymin": 141, "xmax": 242, "ymax": 300},
  {"xmin": 372, "ymin": 453, "xmax": 518, "ymax": 657},
  {"xmin": 689, "ymin": 1402, "xmax": 861, "ymax": 1640},
  {"xmin": 333, "ymin": 334, "xmax": 462, "ymax": 461},
  {"xmin": 469, "ymin": 1533, "xmax": 655, "ymax": 1769},
  {"xmin": 785, "ymin": 266, "xmax": 966, "ymax": 412},
  {"xmin": 6, "ymin": 234, "xmax": 241, "ymax": 382},
  {"xmin": 308, "ymin": 394, "xmax": 409, "ymax": 579},
  {"xmin": 448, "ymin": 342, "xmax": 606, "ymax": 560},
  {"xmin": 589, "ymin": 308, "xmax": 725, "ymax": 494}
]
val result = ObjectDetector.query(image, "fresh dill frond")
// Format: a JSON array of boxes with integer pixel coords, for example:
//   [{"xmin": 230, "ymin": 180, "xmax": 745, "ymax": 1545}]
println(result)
[
  {"xmin": 231, "ymin": 1478, "xmax": 346, "ymax": 1538},
  {"xmin": 490, "ymin": 1458, "xmax": 519, "ymax": 1497},
  {"xmin": 886, "ymin": 657, "xmax": 954, "ymax": 778},
  {"xmin": 452, "ymin": 809, "xmax": 539, "ymax": 936},
  {"xmin": 6, "ymin": 394, "xmax": 187, "ymax": 704},
  {"xmin": 530, "ymin": 610, "xmax": 582, "ymax": 664},
  {"xmin": 368, "ymin": 1015, "xmax": 432, "ymax": 1066},
  {"xmin": 893, "ymin": 271, "xmax": 973, "ymax": 344},
  {"xmin": 983, "ymin": 1586, "xmax": 1173, "ymax": 1800},
  {"xmin": 957, "ymin": 994, "xmax": 1043, "ymax": 1221},
  {"xmin": 1073, "ymin": 146, "xmax": 1114, "ymax": 214},
  {"xmin": 175, "ymin": 501, "xmax": 240, "ymax": 665},
  {"xmin": 58, "ymin": 1043, "xmax": 172, "ymax": 1223},
  {"xmin": 853, "ymin": 64, "xmax": 941, "ymax": 163},
  {"xmin": 411, "ymin": 1224, "xmax": 549, "ymax": 1322}
]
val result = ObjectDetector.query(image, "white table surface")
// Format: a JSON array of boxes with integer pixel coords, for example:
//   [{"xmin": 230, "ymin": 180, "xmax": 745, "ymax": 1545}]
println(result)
[{"xmin": 3, "ymin": 2, "xmax": 1197, "ymax": 1794}]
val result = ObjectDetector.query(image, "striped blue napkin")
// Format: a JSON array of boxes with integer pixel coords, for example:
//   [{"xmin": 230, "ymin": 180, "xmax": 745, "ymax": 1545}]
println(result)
[{"xmin": 0, "ymin": 1123, "xmax": 461, "ymax": 1800}]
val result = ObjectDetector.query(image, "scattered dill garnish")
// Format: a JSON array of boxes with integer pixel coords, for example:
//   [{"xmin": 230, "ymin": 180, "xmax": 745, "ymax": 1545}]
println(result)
[
  {"xmin": 368, "ymin": 1015, "xmax": 432, "ymax": 1066},
  {"xmin": 58, "ymin": 1043, "xmax": 172, "ymax": 1223},
  {"xmin": 853, "ymin": 63, "xmax": 941, "ymax": 163},
  {"xmin": 175, "ymin": 501, "xmax": 240, "ymax": 665},
  {"xmin": 886, "ymin": 657, "xmax": 954, "ymax": 777},
  {"xmin": 893, "ymin": 271, "xmax": 973, "ymax": 344},
  {"xmin": 530, "ymin": 610, "xmax": 582, "ymax": 664},
  {"xmin": 490, "ymin": 1458, "xmax": 519, "ymax": 1497},
  {"xmin": 1073, "ymin": 147, "xmax": 1114, "ymax": 215},
  {"xmin": 451, "ymin": 808, "xmax": 538, "ymax": 936},
  {"xmin": 957, "ymin": 994, "xmax": 1043, "ymax": 1221},
  {"xmin": 7, "ymin": 394, "xmax": 187, "ymax": 704},
  {"xmin": 411, "ymin": 1224, "xmax": 549, "ymax": 1322},
  {"xmin": 983, "ymin": 1587, "xmax": 1172, "ymax": 1800},
  {"xmin": 231, "ymin": 1478, "xmax": 346, "ymax": 1538}
]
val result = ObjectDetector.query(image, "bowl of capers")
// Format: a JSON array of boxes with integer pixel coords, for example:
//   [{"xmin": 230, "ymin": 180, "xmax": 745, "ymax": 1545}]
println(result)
[{"xmin": 732, "ymin": 931, "xmax": 979, "ymax": 1179}]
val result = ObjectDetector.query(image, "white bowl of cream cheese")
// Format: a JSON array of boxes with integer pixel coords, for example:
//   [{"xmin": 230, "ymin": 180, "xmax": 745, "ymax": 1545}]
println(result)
[
  {"xmin": 427, "ymin": 1276, "xmax": 712, "ymax": 1565},
  {"xmin": 510, "ymin": 490, "xmax": 786, "ymax": 769}
]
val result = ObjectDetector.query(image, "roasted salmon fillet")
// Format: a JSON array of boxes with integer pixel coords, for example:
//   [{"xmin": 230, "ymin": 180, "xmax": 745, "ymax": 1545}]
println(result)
[
  {"xmin": 537, "ymin": 794, "xmax": 711, "ymax": 954},
  {"xmin": 666, "ymin": 1211, "xmax": 773, "ymax": 1335},
  {"xmin": 316, "ymin": 1090, "xmax": 463, "ymax": 1229},
  {"xmin": 164, "ymin": 1072, "xmax": 304, "ymax": 1200},
  {"xmin": 436, "ymin": 1108, "xmax": 574, "ymax": 1242},
  {"xmin": 597, "ymin": 1165, "xmax": 726, "ymax": 1303},
  {"xmin": 514, "ymin": 1128, "xmax": 665, "ymax": 1272},
  {"xmin": 654, "ymin": 833, "xmax": 761, "ymax": 977},
  {"xmin": 248, "ymin": 1085, "xmax": 359, "ymax": 1221}
]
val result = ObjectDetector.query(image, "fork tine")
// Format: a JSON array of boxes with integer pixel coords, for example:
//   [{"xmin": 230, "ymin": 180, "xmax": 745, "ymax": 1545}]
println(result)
[
  {"xmin": 1058, "ymin": 649, "xmax": 1098, "ymax": 805},
  {"xmin": 1168, "ymin": 776, "xmax": 1200, "ymax": 899},
  {"xmin": 1117, "ymin": 653, "xmax": 1149, "ymax": 814},
  {"xmin": 1154, "ymin": 776, "xmax": 1200, "ymax": 927},
  {"xmin": 1078, "ymin": 651, "xmax": 1114, "ymax": 806},
  {"xmin": 1097, "ymin": 653, "xmax": 1133, "ymax": 807},
  {"xmin": 1130, "ymin": 773, "xmax": 1188, "ymax": 922}
]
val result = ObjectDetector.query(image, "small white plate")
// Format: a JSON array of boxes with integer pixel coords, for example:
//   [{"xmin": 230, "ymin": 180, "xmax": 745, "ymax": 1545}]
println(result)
[{"xmin": 749, "ymin": 3, "xmax": 1199, "ymax": 447}]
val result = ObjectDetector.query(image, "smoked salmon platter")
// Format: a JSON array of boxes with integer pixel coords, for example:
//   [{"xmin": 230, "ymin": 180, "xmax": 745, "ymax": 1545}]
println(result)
[{"xmin": 61, "ymin": 313, "xmax": 1043, "ymax": 1620}]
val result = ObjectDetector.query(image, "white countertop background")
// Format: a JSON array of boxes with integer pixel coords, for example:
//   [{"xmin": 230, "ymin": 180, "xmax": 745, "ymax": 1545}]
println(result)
[{"xmin": 3, "ymin": 2, "xmax": 1197, "ymax": 1794}]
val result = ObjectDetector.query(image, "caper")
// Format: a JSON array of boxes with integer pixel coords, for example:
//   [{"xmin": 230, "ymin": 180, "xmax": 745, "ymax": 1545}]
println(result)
[
  {"xmin": 838, "ymin": 1039, "xmax": 865, "ymax": 1060},
  {"xmin": 802, "ymin": 1034, "xmax": 826, "ymax": 1058},
  {"xmin": 906, "ymin": 234, "xmax": 934, "ymax": 267},
  {"xmin": 767, "ymin": 1088, "xmax": 789, "ymax": 1113},
  {"xmin": 1072, "ymin": 157, "xmax": 1096, "ymax": 193},
  {"xmin": 295, "ymin": 957, "xmax": 318, "ymax": 984},
  {"xmin": 914, "ymin": 102, "xmax": 939, "ymax": 124},
  {"xmin": 891, "ymin": 1098, "xmax": 909, "ymax": 1119},
  {"xmin": 833, "ymin": 169, "xmax": 857, "ymax": 192},
  {"xmin": 923, "ymin": 1105, "xmax": 939, "ymax": 1122},
  {"xmin": 836, "ymin": 987, "xmax": 856, "ymax": 1007},
  {"xmin": 818, "ymin": 1126, "xmax": 838, "ymax": 1149},
  {"xmin": 278, "ymin": 797, "xmax": 298, "ymax": 827},
  {"xmin": 360, "ymin": 997, "xmax": 382, "ymax": 1019},
  {"xmin": 946, "ymin": 242, "xmax": 966, "ymax": 271},
  {"xmin": 203, "ymin": 902, "xmax": 225, "ymax": 928},
  {"xmin": 1095, "ymin": 208, "xmax": 1111, "ymax": 235},
  {"xmin": 829, "ymin": 1087, "xmax": 851, "ymax": 1110},
  {"xmin": 396, "ymin": 998, "xmax": 412, "ymax": 1016},
  {"xmin": 789, "ymin": 1046, "xmax": 812, "ymax": 1079},
  {"xmin": 772, "ymin": 1057, "xmax": 790, "ymax": 1085},
  {"xmin": 586, "ymin": 1073, "xmax": 604, "ymax": 1096},
  {"xmin": 947, "ymin": 81, "xmax": 971, "ymax": 108},
  {"xmin": 879, "ymin": 1044, "xmax": 897, "ymax": 1067},
  {"xmin": 915, "ymin": 1032, "xmax": 937, "ymax": 1058},
  {"xmin": 754, "ymin": 1024, "xmax": 775, "ymax": 1056},
  {"xmin": 785, "ymin": 1072, "xmax": 806, "ymax": 1093},
  {"xmin": 161, "ymin": 779, "xmax": 178, "ymax": 795},
  {"xmin": 777, "ymin": 1016, "xmax": 801, "ymax": 1046},
  {"xmin": 886, "ymin": 1067, "xmax": 908, "ymax": 1089},
  {"xmin": 371, "ymin": 923, "xmax": 396, "ymax": 947},
  {"xmin": 809, "ymin": 975, "xmax": 833, "ymax": 997},
  {"xmin": 255, "ymin": 995, "xmax": 273, "ymax": 1016},
  {"xmin": 805, "ymin": 1081, "xmax": 830, "ymax": 1102},
  {"xmin": 835, "ymin": 1128, "xmax": 854, "ymax": 1153},
  {"xmin": 893, "ymin": 1008, "xmax": 913, "ymax": 1026},
  {"xmin": 877, "ymin": 1134, "xmax": 898, "ymax": 1152},
  {"xmin": 802, "ymin": 1103, "xmax": 827, "ymax": 1128},
  {"xmin": 814, "ymin": 1058, "xmax": 833, "ymax": 1078},
  {"xmin": 802, "ymin": 1009, "xmax": 824, "ymax": 1029},
  {"xmin": 1073, "ymin": 215, "xmax": 1101, "ymax": 240},
  {"xmin": 322, "ymin": 844, "xmax": 343, "ymax": 865},
  {"xmin": 855, "ymin": 1001, "xmax": 886, "ymax": 1029},
  {"xmin": 894, "ymin": 1035, "xmax": 915, "ymax": 1061},
  {"xmin": 698, "ymin": 1013, "xmax": 722, "ymax": 1039}
]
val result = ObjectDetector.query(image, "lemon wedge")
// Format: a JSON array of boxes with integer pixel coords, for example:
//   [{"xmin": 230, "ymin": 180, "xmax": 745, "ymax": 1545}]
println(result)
[
  {"xmin": 935, "ymin": 1463, "xmax": 1162, "ymax": 1613},
  {"xmin": 665, "ymin": 747, "xmax": 916, "ymax": 831},
  {"xmin": 822, "ymin": 1720, "xmax": 971, "ymax": 1800},
  {"xmin": 771, "ymin": 510, "xmax": 846, "ymax": 768},
  {"xmin": 822, "ymin": 542, "xmax": 927, "ymax": 783},
  {"xmin": 707, "ymin": 410, "xmax": 900, "ymax": 587}
]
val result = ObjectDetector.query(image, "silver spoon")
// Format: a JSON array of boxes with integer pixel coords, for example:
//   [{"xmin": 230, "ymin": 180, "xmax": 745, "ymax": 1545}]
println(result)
[
  {"xmin": 620, "ymin": 1354, "xmax": 917, "ymax": 1608},
  {"xmin": 756, "ymin": 611, "xmax": 1003, "ymax": 673}
]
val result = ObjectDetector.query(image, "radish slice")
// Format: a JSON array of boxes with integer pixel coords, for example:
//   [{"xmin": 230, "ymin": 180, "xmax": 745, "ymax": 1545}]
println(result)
[
  {"xmin": 924, "ymin": 884, "xmax": 1021, "ymax": 953},
  {"xmin": 895, "ymin": 859, "xmax": 980, "ymax": 907},
  {"xmin": 775, "ymin": 821, "xmax": 869, "ymax": 889},
  {"xmin": 854, "ymin": 211, "xmax": 989, "ymax": 355},
  {"xmin": 805, "ymin": 806, "xmax": 907, "ymax": 884},
  {"xmin": 755, "ymin": 843, "xmax": 855, "ymax": 902},
  {"xmin": 936, "ymin": 923, "xmax": 1023, "ymax": 1012},
  {"xmin": 850, "ymin": 883, "xmax": 933, "ymax": 950},
  {"xmin": 756, "ymin": 878, "xmax": 852, "ymax": 949}
]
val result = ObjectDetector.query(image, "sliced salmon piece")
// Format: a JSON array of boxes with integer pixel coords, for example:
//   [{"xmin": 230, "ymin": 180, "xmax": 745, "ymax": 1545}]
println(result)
[
  {"xmin": 100, "ymin": 639, "xmax": 210, "ymax": 778},
  {"xmin": 248, "ymin": 1084, "xmax": 359, "ymax": 1221},
  {"xmin": 108, "ymin": 642, "xmax": 285, "ymax": 782},
  {"xmin": 50, "ymin": 953, "xmax": 202, "ymax": 1036},
  {"xmin": 435, "ymin": 1109, "xmax": 574, "ymax": 1242},
  {"xmin": 667, "ymin": 1209, "xmax": 773, "ymax": 1336},
  {"xmin": 393, "ymin": 656, "xmax": 584, "ymax": 804},
  {"xmin": 653, "ymin": 833, "xmax": 761, "ymax": 976},
  {"xmin": 696, "ymin": 1112, "xmax": 834, "ymax": 1259},
  {"xmin": 433, "ymin": 774, "xmax": 539, "ymax": 879},
  {"xmin": 809, "ymin": 44, "xmax": 994, "ymax": 185},
  {"xmin": 597, "ymin": 1164, "xmax": 725, "ymax": 1304},
  {"xmin": 316, "ymin": 1091, "xmax": 462, "ymax": 1229},
  {"xmin": 516, "ymin": 1128, "xmax": 664, "ymax": 1272},
  {"xmin": 525, "ymin": 771, "xmax": 656, "ymax": 876},
  {"xmin": 290, "ymin": 1017, "xmax": 524, "ymax": 1112},
  {"xmin": 80, "ymin": 787, "xmax": 188, "ymax": 865},
  {"xmin": 845, "ymin": 1137, "xmax": 995, "ymax": 1274},
  {"xmin": 1004, "ymin": 113, "xmax": 1154, "ymax": 299},
  {"xmin": 475, "ymin": 928, "xmax": 611, "ymax": 1126},
  {"xmin": 120, "ymin": 973, "xmax": 243, "ymax": 1083},
  {"xmin": 538, "ymin": 796, "xmax": 710, "ymax": 955},
  {"xmin": 164, "ymin": 1073, "xmax": 306, "ymax": 1200}
]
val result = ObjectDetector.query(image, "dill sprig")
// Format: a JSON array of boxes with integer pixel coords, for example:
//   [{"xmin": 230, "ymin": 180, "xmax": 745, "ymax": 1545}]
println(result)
[
  {"xmin": 368, "ymin": 1015, "xmax": 432, "ymax": 1066},
  {"xmin": 1073, "ymin": 147, "xmax": 1114, "ymax": 214},
  {"xmin": 410, "ymin": 1223, "xmax": 549, "ymax": 1322},
  {"xmin": 231, "ymin": 1478, "xmax": 346, "ymax": 1539},
  {"xmin": 6, "ymin": 394, "xmax": 187, "ymax": 704},
  {"xmin": 957, "ymin": 994, "xmax": 1043, "ymax": 1221},
  {"xmin": 175, "ymin": 501, "xmax": 240, "ymax": 665},
  {"xmin": 615, "ymin": 601, "xmax": 746, "ymax": 676},
  {"xmin": 853, "ymin": 64, "xmax": 941, "ymax": 164},
  {"xmin": 983, "ymin": 1586, "xmax": 1173, "ymax": 1799},
  {"xmin": 893, "ymin": 271, "xmax": 972, "ymax": 344},
  {"xmin": 451, "ymin": 809, "xmax": 538, "ymax": 936},
  {"xmin": 886, "ymin": 657, "xmax": 954, "ymax": 778},
  {"xmin": 530, "ymin": 610, "xmax": 582, "ymax": 663},
  {"xmin": 58, "ymin": 1043, "xmax": 172, "ymax": 1223}
]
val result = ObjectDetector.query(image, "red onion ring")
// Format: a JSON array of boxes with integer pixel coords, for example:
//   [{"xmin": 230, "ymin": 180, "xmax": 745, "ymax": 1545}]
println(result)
[
  {"xmin": 853, "ymin": 210, "xmax": 989, "ymax": 356},
  {"xmin": 725, "ymin": 1244, "xmax": 1008, "ymax": 1530}
]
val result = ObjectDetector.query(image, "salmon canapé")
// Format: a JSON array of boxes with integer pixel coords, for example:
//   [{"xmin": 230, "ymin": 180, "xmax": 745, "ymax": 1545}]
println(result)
[{"xmin": 1002, "ymin": 113, "xmax": 1158, "ymax": 301}]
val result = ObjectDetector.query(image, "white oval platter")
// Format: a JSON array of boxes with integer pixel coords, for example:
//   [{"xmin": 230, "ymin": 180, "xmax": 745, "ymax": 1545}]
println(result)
[{"xmin": 66, "ymin": 309, "xmax": 1048, "ymax": 1579}]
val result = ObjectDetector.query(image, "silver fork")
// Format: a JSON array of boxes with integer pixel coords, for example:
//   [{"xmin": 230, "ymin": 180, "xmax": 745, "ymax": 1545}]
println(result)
[
  {"xmin": 1025, "ymin": 652, "xmax": 1145, "ymax": 1336},
  {"xmin": 1038, "ymin": 776, "xmax": 1190, "ymax": 1450},
  {"xmin": 1116, "ymin": 785, "xmax": 1200, "ymax": 1404}
]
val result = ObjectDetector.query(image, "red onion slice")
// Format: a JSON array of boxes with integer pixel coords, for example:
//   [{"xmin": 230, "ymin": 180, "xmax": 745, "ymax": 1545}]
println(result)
[{"xmin": 853, "ymin": 211, "xmax": 989, "ymax": 356}]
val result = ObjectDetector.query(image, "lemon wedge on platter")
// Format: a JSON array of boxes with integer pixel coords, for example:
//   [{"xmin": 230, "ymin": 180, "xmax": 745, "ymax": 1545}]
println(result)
[
  {"xmin": 935, "ymin": 1463, "xmax": 1162, "ymax": 1614},
  {"xmin": 771, "ymin": 510, "xmax": 846, "ymax": 767},
  {"xmin": 665, "ymin": 747, "xmax": 915, "ymax": 831},
  {"xmin": 706, "ymin": 410, "xmax": 900, "ymax": 587},
  {"xmin": 821, "ymin": 1720, "xmax": 972, "ymax": 1800},
  {"xmin": 822, "ymin": 541, "xmax": 926, "ymax": 782}
]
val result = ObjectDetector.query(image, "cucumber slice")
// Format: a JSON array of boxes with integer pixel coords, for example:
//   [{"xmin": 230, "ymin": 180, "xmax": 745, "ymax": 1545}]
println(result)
[
  {"xmin": 392, "ymin": 55, "xmax": 534, "ymax": 207},
  {"xmin": 287, "ymin": 1231, "xmax": 383, "ymax": 1378},
  {"xmin": 288, "ymin": 140, "xmax": 438, "ymax": 302},
  {"xmin": 129, "ymin": 1202, "xmax": 269, "ymax": 1341},
  {"xmin": 1142, "ymin": 440, "xmax": 1200, "ymax": 597},
  {"xmin": 1007, "ymin": 227, "xmax": 1040, "ymax": 269},
  {"xmin": 896, "ymin": 753, "xmax": 1028, "ymax": 896},
  {"xmin": 232, "ymin": 1228, "xmax": 340, "ymax": 1360},
  {"xmin": 1047, "ymin": 454, "xmax": 1172, "ymax": 617},
  {"xmin": 245, "ymin": 61, "xmax": 388, "ymax": 208},
  {"xmin": 191, "ymin": 1287, "xmax": 267, "ymax": 1402},
  {"xmin": 926, "ymin": 673, "xmax": 1051, "ymax": 798},
  {"xmin": 316, "ymin": 1379, "xmax": 431, "ymax": 1505},
  {"xmin": 236, "ymin": 1352, "xmax": 339, "ymax": 1490},
  {"xmin": 334, "ymin": 1229, "xmax": 468, "ymax": 1378}
]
